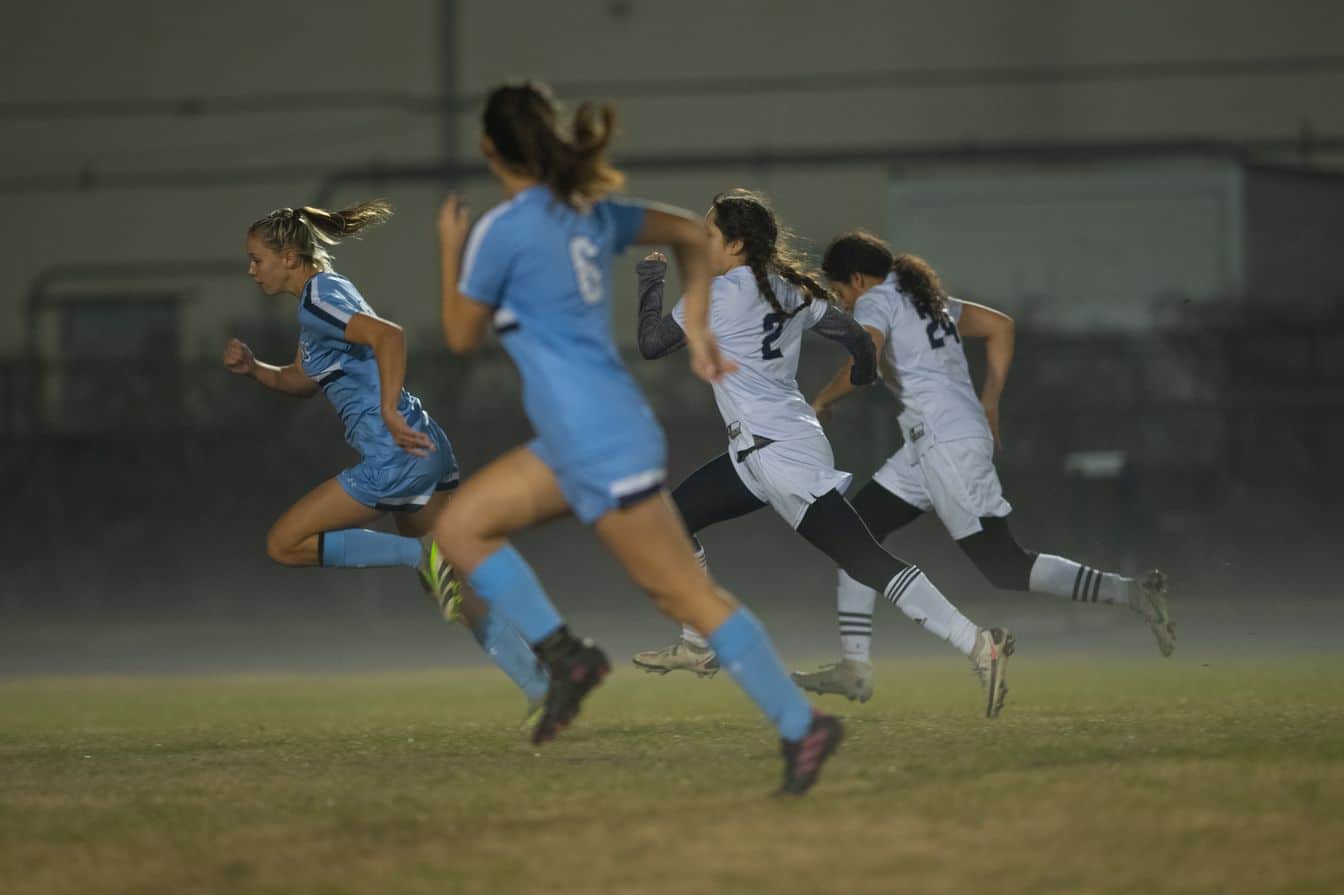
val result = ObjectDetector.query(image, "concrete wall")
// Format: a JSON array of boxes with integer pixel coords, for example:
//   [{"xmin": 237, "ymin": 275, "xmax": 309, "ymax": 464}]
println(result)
[{"xmin": 3, "ymin": 0, "xmax": 1343, "ymax": 360}]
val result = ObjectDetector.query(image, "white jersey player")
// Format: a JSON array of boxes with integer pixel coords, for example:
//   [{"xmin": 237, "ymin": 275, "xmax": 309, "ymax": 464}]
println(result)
[
  {"xmin": 791, "ymin": 230, "xmax": 1175, "ymax": 703},
  {"xmin": 631, "ymin": 191, "xmax": 1014, "ymax": 718}
]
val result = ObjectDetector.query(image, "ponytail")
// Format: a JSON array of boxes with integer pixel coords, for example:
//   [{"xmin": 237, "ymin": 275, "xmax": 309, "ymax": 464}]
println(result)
[
  {"xmin": 822, "ymin": 230, "xmax": 948, "ymax": 320},
  {"xmin": 711, "ymin": 189, "xmax": 829, "ymax": 320},
  {"xmin": 248, "ymin": 199, "xmax": 392, "ymax": 271},
  {"xmin": 483, "ymin": 81, "xmax": 624, "ymax": 208},
  {"xmin": 891, "ymin": 253, "xmax": 948, "ymax": 321}
]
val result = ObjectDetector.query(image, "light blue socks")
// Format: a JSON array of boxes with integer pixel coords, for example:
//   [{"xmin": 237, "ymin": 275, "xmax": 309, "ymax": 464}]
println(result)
[
  {"xmin": 471, "ymin": 609, "xmax": 549, "ymax": 703},
  {"xmin": 708, "ymin": 608, "xmax": 813, "ymax": 741},
  {"xmin": 319, "ymin": 529, "xmax": 422, "ymax": 568},
  {"xmin": 466, "ymin": 545, "xmax": 564, "ymax": 645}
]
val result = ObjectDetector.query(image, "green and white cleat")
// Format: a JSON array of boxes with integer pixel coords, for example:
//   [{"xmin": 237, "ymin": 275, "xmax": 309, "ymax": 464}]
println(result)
[
  {"xmin": 790, "ymin": 659, "xmax": 874, "ymax": 704},
  {"xmin": 1131, "ymin": 569, "xmax": 1175, "ymax": 657},
  {"xmin": 418, "ymin": 540, "xmax": 462, "ymax": 622},
  {"xmin": 969, "ymin": 628, "xmax": 1014, "ymax": 719},
  {"xmin": 631, "ymin": 639, "xmax": 720, "ymax": 677}
]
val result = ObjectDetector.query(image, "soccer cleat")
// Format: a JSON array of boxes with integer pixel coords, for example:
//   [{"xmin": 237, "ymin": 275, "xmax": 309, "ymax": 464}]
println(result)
[
  {"xmin": 790, "ymin": 659, "xmax": 874, "ymax": 703},
  {"xmin": 1130, "ymin": 569, "xmax": 1176, "ymax": 657},
  {"xmin": 532, "ymin": 639, "xmax": 610, "ymax": 745},
  {"xmin": 776, "ymin": 711, "xmax": 844, "ymax": 796},
  {"xmin": 521, "ymin": 694, "xmax": 546, "ymax": 731},
  {"xmin": 631, "ymin": 639, "xmax": 720, "ymax": 678},
  {"xmin": 417, "ymin": 540, "xmax": 462, "ymax": 622},
  {"xmin": 969, "ymin": 628, "xmax": 1014, "ymax": 719}
]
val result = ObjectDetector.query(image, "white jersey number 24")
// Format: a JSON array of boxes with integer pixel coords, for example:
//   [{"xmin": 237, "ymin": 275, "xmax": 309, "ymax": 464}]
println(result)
[{"xmin": 570, "ymin": 236, "xmax": 603, "ymax": 305}]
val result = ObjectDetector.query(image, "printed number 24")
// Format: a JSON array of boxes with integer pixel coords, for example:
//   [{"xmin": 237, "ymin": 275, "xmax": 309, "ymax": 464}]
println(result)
[
  {"xmin": 920, "ymin": 310, "xmax": 960, "ymax": 350},
  {"xmin": 761, "ymin": 312, "xmax": 787, "ymax": 359}
]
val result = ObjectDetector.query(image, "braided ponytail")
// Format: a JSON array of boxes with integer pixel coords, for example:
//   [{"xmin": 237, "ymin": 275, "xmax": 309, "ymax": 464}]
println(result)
[{"xmin": 711, "ymin": 189, "xmax": 829, "ymax": 319}]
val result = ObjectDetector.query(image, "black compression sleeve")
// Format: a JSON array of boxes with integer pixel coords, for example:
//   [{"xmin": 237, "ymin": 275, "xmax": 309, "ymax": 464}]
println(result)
[
  {"xmin": 635, "ymin": 258, "xmax": 687, "ymax": 360},
  {"xmin": 810, "ymin": 304, "xmax": 877, "ymax": 385}
]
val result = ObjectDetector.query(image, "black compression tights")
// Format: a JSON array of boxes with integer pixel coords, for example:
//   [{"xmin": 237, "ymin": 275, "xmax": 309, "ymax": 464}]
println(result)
[
  {"xmin": 847, "ymin": 480, "xmax": 1038, "ymax": 592},
  {"xmin": 671, "ymin": 453, "xmax": 920, "ymax": 592},
  {"xmin": 795, "ymin": 490, "xmax": 920, "ymax": 593},
  {"xmin": 671, "ymin": 453, "xmax": 767, "ymax": 548}
]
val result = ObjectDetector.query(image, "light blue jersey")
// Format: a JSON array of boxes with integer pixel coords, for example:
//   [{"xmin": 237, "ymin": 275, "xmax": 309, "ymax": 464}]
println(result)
[
  {"xmin": 458, "ymin": 186, "xmax": 665, "ymax": 522},
  {"xmin": 297, "ymin": 272, "xmax": 459, "ymax": 509}
]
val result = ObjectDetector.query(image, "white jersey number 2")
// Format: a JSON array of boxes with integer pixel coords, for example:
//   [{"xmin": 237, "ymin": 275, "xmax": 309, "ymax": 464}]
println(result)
[{"xmin": 570, "ymin": 236, "xmax": 603, "ymax": 305}]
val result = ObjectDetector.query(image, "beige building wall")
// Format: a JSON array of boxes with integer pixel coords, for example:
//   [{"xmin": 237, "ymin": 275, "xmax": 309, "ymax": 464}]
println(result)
[{"xmin": 2, "ymin": 0, "xmax": 1342, "ymax": 359}]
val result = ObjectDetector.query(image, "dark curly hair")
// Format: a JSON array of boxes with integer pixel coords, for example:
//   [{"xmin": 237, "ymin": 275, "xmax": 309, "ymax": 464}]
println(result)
[{"xmin": 821, "ymin": 230, "xmax": 948, "ymax": 320}]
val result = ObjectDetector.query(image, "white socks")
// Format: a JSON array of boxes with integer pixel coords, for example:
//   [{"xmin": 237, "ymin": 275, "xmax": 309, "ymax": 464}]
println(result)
[
  {"xmin": 680, "ymin": 544, "xmax": 711, "ymax": 648},
  {"xmin": 1029, "ymin": 554, "xmax": 1131, "ymax": 604},
  {"xmin": 836, "ymin": 567, "xmax": 979, "ymax": 658},
  {"xmin": 884, "ymin": 567, "xmax": 978, "ymax": 656},
  {"xmin": 836, "ymin": 571, "xmax": 877, "ymax": 664}
]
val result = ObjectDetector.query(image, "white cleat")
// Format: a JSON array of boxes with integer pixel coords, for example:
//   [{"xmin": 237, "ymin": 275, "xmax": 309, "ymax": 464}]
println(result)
[
  {"xmin": 969, "ymin": 628, "xmax": 1014, "ymax": 719},
  {"xmin": 631, "ymin": 639, "xmax": 720, "ymax": 677},
  {"xmin": 1131, "ymin": 570, "xmax": 1175, "ymax": 657},
  {"xmin": 790, "ymin": 659, "xmax": 874, "ymax": 704}
]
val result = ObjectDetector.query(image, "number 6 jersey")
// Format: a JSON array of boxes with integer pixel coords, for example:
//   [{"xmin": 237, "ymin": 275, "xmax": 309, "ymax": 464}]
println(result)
[
  {"xmin": 673, "ymin": 265, "xmax": 831, "ymax": 456},
  {"xmin": 852, "ymin": 272, "xmax": 990, "ymax": 448}
]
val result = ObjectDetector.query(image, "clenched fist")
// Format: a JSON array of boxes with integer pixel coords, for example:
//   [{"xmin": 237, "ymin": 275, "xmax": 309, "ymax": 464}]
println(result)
[{"xmin": 222, "ymin": 338, "xmax": 255, "ymax": 375}]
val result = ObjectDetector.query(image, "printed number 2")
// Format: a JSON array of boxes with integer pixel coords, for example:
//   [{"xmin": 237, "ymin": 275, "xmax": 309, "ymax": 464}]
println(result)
[
  {"xmin": 918, "ymin": 308, "xmax": 961, "ymax": 350},
  {"xmin": 570, "ymin": 236, "xmax": 603, "ymax": 304},
  {"xmin": 761, "ymin": 312, "xmax": 787, "ymax": 359}
]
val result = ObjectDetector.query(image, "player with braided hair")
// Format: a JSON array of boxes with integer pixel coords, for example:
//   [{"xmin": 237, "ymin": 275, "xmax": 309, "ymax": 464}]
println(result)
[
  {"xmin": 792, "ymin": 230, "xmax": 1175, "ymax": 704},
  {"xmin": 631, "ymin": 191, "xmax": 1014, "ymax": 718}
]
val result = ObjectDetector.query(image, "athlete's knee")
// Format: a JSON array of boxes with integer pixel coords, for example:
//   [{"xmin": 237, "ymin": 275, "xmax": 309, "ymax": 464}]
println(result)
[
  {"xmin": 433, "ymin": 498, "xmax": 496, "ymax": 562},
  {"xmin": 264, "ymin": 525, "xmax": 307, "ymax": 567}
]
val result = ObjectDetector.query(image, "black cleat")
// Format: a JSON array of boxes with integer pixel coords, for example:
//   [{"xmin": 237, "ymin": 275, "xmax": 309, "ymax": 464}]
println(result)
[
  {"xmin": 532, "ymin": 638, "xmax": 610, "ymax": 745},
  {"xmin": 776, "ymin": 711, "xmax": 844, "ymax": 796}
]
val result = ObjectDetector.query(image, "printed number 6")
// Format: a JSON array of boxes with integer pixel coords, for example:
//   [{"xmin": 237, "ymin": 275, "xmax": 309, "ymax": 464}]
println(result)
[{"xmin": 570, "ymin": 236, "xmax": 603, "ymax": 305}]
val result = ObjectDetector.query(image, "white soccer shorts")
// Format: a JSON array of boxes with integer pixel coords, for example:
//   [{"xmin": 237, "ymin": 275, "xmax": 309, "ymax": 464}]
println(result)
[
  {"xmin": 871, "ymin": 436, "xmax": 1012, "ymax": 540},
  {"xmin": 730, "ymin": 432, "xmax": 853, "ymax": 530}
]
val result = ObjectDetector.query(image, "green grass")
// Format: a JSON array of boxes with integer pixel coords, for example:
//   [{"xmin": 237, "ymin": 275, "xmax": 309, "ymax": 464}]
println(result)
[{"xmin": 2, "ymin": 658, "xmax": 1342, "ymax": 895}]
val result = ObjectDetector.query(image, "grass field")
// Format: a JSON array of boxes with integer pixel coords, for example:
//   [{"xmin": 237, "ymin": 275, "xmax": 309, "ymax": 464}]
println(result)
[{"xmin": 2, "ymin": 657, "xmax": 1342, "ymax": 895}]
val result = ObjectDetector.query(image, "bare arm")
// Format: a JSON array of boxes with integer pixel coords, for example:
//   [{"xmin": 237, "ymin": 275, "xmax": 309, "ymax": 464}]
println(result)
[
  {"xmin": 223, "ymin": 339, "xmax": 319, "ymax": 398},
  {"xmin": 811, "ymin": 326, "xmax": 886, "ymax": 421},
  {"xmin": 634, "ymin": 253, "xmax": 687, "ymax": 360},
  {"xmin": 956, "ymin": 300, "xmax": 1014, "ymax": 449},
  {"xmin": 436, "ymin": 195, "xmax": 495, "ymax": 355},
  {"xmin": 630, "ymin": 206, "xmax": 735, "ymax": 382},
  {"xmin": 344, "ymin": 313, "xmax": 434, "ymax": 457}
]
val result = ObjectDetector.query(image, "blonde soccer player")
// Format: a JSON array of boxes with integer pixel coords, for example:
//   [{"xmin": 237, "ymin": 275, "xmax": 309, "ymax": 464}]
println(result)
[{"xmin": 227, "ymin": 201, "xmax": 547, "ymax": 711}]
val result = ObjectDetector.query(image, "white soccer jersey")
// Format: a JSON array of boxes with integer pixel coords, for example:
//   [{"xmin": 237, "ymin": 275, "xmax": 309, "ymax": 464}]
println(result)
[
  {"xmin": 674, "ymin": 265, "xmax": 829, "ymax": 453},
  {"xmin": 852, "ymin": 273, "xmax": 990, "ymax": 447}
]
